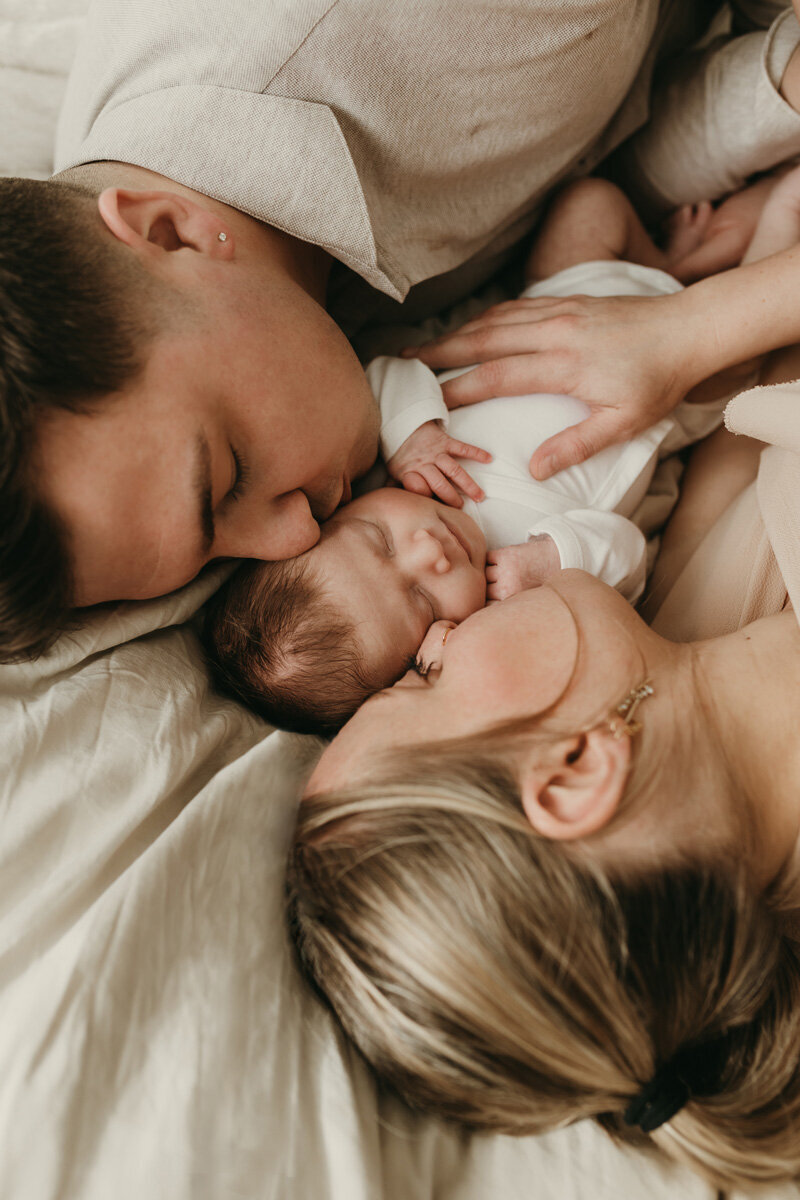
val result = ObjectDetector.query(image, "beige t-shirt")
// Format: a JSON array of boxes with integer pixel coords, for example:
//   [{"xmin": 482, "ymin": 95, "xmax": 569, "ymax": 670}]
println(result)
[{"xmin": 53, "ymin": 2, "xmax": 800, "ymax": 334}]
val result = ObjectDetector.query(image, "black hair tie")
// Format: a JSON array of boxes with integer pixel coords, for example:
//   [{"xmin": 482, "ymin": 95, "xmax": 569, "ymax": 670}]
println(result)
[
  {"xmin": 623, "ymin": 1038, "xmax": 729, "ymax": 1134},
  {"xmin": 623, "ymin": 1062, "xmax": 689, "ymax": 1133}
]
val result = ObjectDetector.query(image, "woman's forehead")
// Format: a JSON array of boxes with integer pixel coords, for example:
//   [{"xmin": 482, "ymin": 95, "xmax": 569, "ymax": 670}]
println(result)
[{"xmin": 307, "ymin": 582, "xmax": 583, "ymax": 793}]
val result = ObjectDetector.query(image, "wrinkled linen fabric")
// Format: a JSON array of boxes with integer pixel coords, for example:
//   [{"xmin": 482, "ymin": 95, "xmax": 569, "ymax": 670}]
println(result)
[
  {"xmin": 2, "ymin": 2, "xmax": 800, "ymax": 1197},
  {"xmin": 53, "ymin": 0, "xmax": 800, "ymax": 335},
  {"xmin": 0, "ymin": 568, "xmax": 720, "ymax": 1200}
]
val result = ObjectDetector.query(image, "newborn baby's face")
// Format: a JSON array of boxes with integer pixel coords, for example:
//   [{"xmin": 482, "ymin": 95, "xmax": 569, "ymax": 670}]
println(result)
[{"xmin": 314, "ymin": 488, "xmax": 487, "ymax": 687}]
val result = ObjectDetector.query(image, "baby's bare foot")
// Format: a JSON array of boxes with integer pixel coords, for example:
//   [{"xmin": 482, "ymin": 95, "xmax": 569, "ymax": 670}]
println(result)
[{"xmin": 662, "ymin": 202, "xmax": 713, "ymax": 267}]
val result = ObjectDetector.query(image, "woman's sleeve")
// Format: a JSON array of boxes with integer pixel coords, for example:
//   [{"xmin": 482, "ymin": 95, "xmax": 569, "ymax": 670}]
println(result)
[{"xmin": 618, "ymin": 9, "xmax": 800, "ymax": 213}]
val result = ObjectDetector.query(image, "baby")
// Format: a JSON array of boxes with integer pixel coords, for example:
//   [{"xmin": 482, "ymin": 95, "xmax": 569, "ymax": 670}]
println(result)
[{"xmin": 202, "ymin": 166, "xmax": 800, "ymax": 734}]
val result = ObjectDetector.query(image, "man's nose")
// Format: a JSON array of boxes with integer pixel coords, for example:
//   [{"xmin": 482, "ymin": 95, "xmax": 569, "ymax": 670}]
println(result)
[
  {"xmin": 214, "ymin": 490, "xmax": 321, "ymax": 561},
  {"xmin": 407, "ymin": 528, "xmax": 450, "ymax": 575}
]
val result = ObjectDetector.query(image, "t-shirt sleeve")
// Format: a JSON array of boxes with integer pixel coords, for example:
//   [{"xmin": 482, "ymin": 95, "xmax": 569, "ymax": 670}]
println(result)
[
  {"xmin": 528, "ymin": 510, "xmax": 648, "ymax": 603},
  {"xmin": 366, "ymin": 356, "xmax": 450, "ymax": 461},
  {"xmin": 617, "ymin": 9, "xmax": 800, "ymax": 213}
]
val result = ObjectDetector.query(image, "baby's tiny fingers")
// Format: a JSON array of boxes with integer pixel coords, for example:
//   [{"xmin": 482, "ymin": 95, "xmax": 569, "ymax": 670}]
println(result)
[
  {"xmin": 487, "ymin": 581, "xmax": 512, "ymax": 601},
  {"xmin": 445, "ymin": 438, "xmax": 492, "ymax": 463},
  {"xmin": 435, "ymin": 455, "xmax": 484, "ymax": 502},
  {"xmin": 422, "ymin": 464, "xmax": 464, "ymax": 508},
  {"xmin": 485, "ymin": 564, "xmax": 499, "ymax": 582},
  {"xmin": 401, "ymin": 470, "xmax": 434, "ymax": 497}
]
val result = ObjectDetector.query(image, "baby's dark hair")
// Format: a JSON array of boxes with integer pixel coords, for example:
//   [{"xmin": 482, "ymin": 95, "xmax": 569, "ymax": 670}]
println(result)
[{"xmin": 201, "ymin": 557, "xmax": 379, "ymax": 735}]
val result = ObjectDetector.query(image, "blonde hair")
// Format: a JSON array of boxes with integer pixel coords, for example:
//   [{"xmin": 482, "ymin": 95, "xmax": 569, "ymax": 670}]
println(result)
[{"xmin": 287, "ymin": 729, "xmax": 800, "ymax": 1191}]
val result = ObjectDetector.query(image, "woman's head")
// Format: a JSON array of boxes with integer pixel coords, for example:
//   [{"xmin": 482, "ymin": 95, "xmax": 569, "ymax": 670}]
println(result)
[
  {"xmin": 288, "ymin": 741, "xmax": 800, "ymax": 1190},
  {"xmin": 309, "ymin": 570, "xmax": 739, "ymax": 874},
  {"xmin": 288, "ymin": 573, "xmax": 800, "ymax": 1187}
]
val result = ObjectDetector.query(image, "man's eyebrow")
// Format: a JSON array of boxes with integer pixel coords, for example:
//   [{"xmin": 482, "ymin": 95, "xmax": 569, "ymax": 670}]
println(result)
[{"xmin": 194, "ymin": 431, "xmax": 215, "ymax": 554}]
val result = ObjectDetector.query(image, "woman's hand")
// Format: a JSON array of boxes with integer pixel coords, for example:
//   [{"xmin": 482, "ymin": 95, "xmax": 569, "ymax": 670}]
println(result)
[
  {"xmin": 402, "ymin": 292, "xmax": 696, "ymax": 480},
  {"xmin": 386, "ymin": 420, "xmax": 491, "ymax": 507}
]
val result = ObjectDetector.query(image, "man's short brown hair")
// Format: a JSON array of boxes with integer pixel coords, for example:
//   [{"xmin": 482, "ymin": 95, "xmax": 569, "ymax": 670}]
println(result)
[
  {"xmin": 0, "ymin": 176, "xmax": 159, "ymax": 661},
  {"xmin": 202, "ymin": 557, "xmax": 378, "ymax": 736}
]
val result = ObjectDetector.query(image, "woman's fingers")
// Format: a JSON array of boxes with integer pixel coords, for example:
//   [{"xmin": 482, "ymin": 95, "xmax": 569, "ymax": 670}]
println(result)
[
  {"xmin": 529, "ymin": 410, "xmax": 627, "ymax": 480},
  {"xmin": 404, "ymin": 300, "xmax": 581, "ymax": 370},
  {"xmin": 440, "ymin": 354, "xmax": 577, "ymax": 408}
]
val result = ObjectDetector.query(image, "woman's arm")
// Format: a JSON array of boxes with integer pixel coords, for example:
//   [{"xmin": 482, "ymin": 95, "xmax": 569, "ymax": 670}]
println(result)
[{"xmin": 404, "ymin": 243, "xmax": 800, "ymax": 479}]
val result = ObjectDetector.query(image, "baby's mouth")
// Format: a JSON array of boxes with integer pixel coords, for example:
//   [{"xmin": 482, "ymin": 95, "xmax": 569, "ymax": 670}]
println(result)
[{"xmin": 441, "ymin": 518, "xmax": 471, "ymax": 564}]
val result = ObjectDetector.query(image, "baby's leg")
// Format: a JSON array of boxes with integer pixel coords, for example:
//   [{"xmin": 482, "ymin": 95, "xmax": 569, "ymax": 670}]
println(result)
[{"xmin": 525, "ymin": 178, "xmax": 668, "ymax": 282}]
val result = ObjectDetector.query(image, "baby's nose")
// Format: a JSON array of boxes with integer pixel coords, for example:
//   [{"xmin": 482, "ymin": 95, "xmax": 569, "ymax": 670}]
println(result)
[{"xmin": 410, "ymin": 528, "xmax": 450, "ymax": 574}]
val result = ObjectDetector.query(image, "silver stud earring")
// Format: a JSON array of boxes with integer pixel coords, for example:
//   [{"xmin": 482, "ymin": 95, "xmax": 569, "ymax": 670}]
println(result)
[{"xmin": 217, "ymin": 231, "xmax": 228, "ymax": 242}]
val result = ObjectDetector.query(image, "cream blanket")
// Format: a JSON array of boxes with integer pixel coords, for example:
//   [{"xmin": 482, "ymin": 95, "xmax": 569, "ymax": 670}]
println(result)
[
  {"xmin": 651, "ymin": 379, "xmax": 800, "ymax": 638},
  {"xmin": 1, "ymin": 3, "xmax": 798, "ymax": 1195}
]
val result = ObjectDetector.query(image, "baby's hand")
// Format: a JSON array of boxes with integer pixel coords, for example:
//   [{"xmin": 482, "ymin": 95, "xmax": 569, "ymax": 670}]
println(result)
[
  {"xmin": 386, "ymin": 420, "xmax": 491, "ymax": 508},
  {"xmin": 486, "ymin": 536, "xmax": 561, "ymax": 600}
]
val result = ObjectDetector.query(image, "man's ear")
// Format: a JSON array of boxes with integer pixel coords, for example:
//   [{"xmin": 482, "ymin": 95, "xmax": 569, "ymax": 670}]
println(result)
[
  {"xmin": 97, "ymin": 188, "xmax": 234, "ymax": 260},
  {"xmin": 519, "ymin": 726, "xmax": 631, "ymax": 841}
]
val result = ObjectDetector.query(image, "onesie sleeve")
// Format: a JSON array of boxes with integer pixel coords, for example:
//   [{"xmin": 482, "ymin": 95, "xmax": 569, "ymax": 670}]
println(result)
[
  {"xmin": 618, "ymin": 9, "xmax": 800, "ymax": 213},
  {"xmin": 365, "ymin": 356, "xmax": 450, "ymax": 462},
  {"xmin": 528, "ymin": 510, "xmax": 648, "ymax": 604}
]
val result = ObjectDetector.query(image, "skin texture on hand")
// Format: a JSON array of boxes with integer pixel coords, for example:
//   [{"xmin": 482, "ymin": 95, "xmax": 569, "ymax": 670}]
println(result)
[
  {"xmin": 403, "ymin": 239, "xmax": 800, "ymax": 478},
  {"xmin": 402, "ymin": 291, "xmax": 694, "ymax": 479},
  {"xmin": 485, "ymin": 535, "xmax": 561, "ymax": 600},
  {"xmin": 386, "ymin": 419, "xmax": 491, "ymax": 507}
]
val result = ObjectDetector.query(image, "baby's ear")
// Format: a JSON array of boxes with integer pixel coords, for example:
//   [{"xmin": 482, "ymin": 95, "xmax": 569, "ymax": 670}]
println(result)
[{"xmin": 415, "ymin": 620, "xmax": 456, "ymax": 674}]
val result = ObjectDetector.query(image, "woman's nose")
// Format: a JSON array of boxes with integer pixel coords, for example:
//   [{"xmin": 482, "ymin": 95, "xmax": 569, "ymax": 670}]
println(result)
[{"xmin": 408, "ymin": 528, "xmax": 450, "ymax": 574}]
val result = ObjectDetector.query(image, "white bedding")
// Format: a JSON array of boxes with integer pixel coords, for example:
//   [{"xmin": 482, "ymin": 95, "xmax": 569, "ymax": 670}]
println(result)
[{"xmin": 0, "ymin": 3, "xmax": 797, "ymax": 1197}]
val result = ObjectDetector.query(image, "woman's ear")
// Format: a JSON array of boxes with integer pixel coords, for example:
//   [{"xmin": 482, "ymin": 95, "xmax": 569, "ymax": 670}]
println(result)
[
  {"xmin": 97, "ymin": 188, "xmax": 234, "ymax": 260},
  {"xmin": 518, "ymin": 726, "xmax": 631, "ymax": 841}
]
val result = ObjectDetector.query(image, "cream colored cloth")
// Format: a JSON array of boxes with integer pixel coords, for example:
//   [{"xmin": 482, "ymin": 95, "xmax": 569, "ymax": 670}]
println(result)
[
  {"xmin": 619, "ymin": 7, "xmax": 800, "ymax": 212},
  {"xmin": 53, "ymin": 2, "xmax": 800, "ymax": 334},
  {"xmin": 0, "ymin": 568, "xmax": 724, "ymax": 1200},
  {"xmin": 373, "ymin": 260, "xmax": 728, "ymax": 604},
  {"xmin": 650, "ymin": 379, "xmax": 800, "ymax": 639}
]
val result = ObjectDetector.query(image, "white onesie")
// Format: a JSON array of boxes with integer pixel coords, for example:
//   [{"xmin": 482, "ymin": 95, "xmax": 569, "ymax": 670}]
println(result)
[{"xmin": 368, "ymin": 260, "xmax": 728, "ymax": 604}]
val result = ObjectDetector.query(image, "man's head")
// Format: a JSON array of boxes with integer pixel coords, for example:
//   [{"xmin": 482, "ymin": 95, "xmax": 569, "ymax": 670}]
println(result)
[
  {"xmin": 0, "ymin": 171, "xmax": 380, "ymax": 660},
  {"xmin": 202, "ymin": 488, "xmax": 488, "ymax": 733}
]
